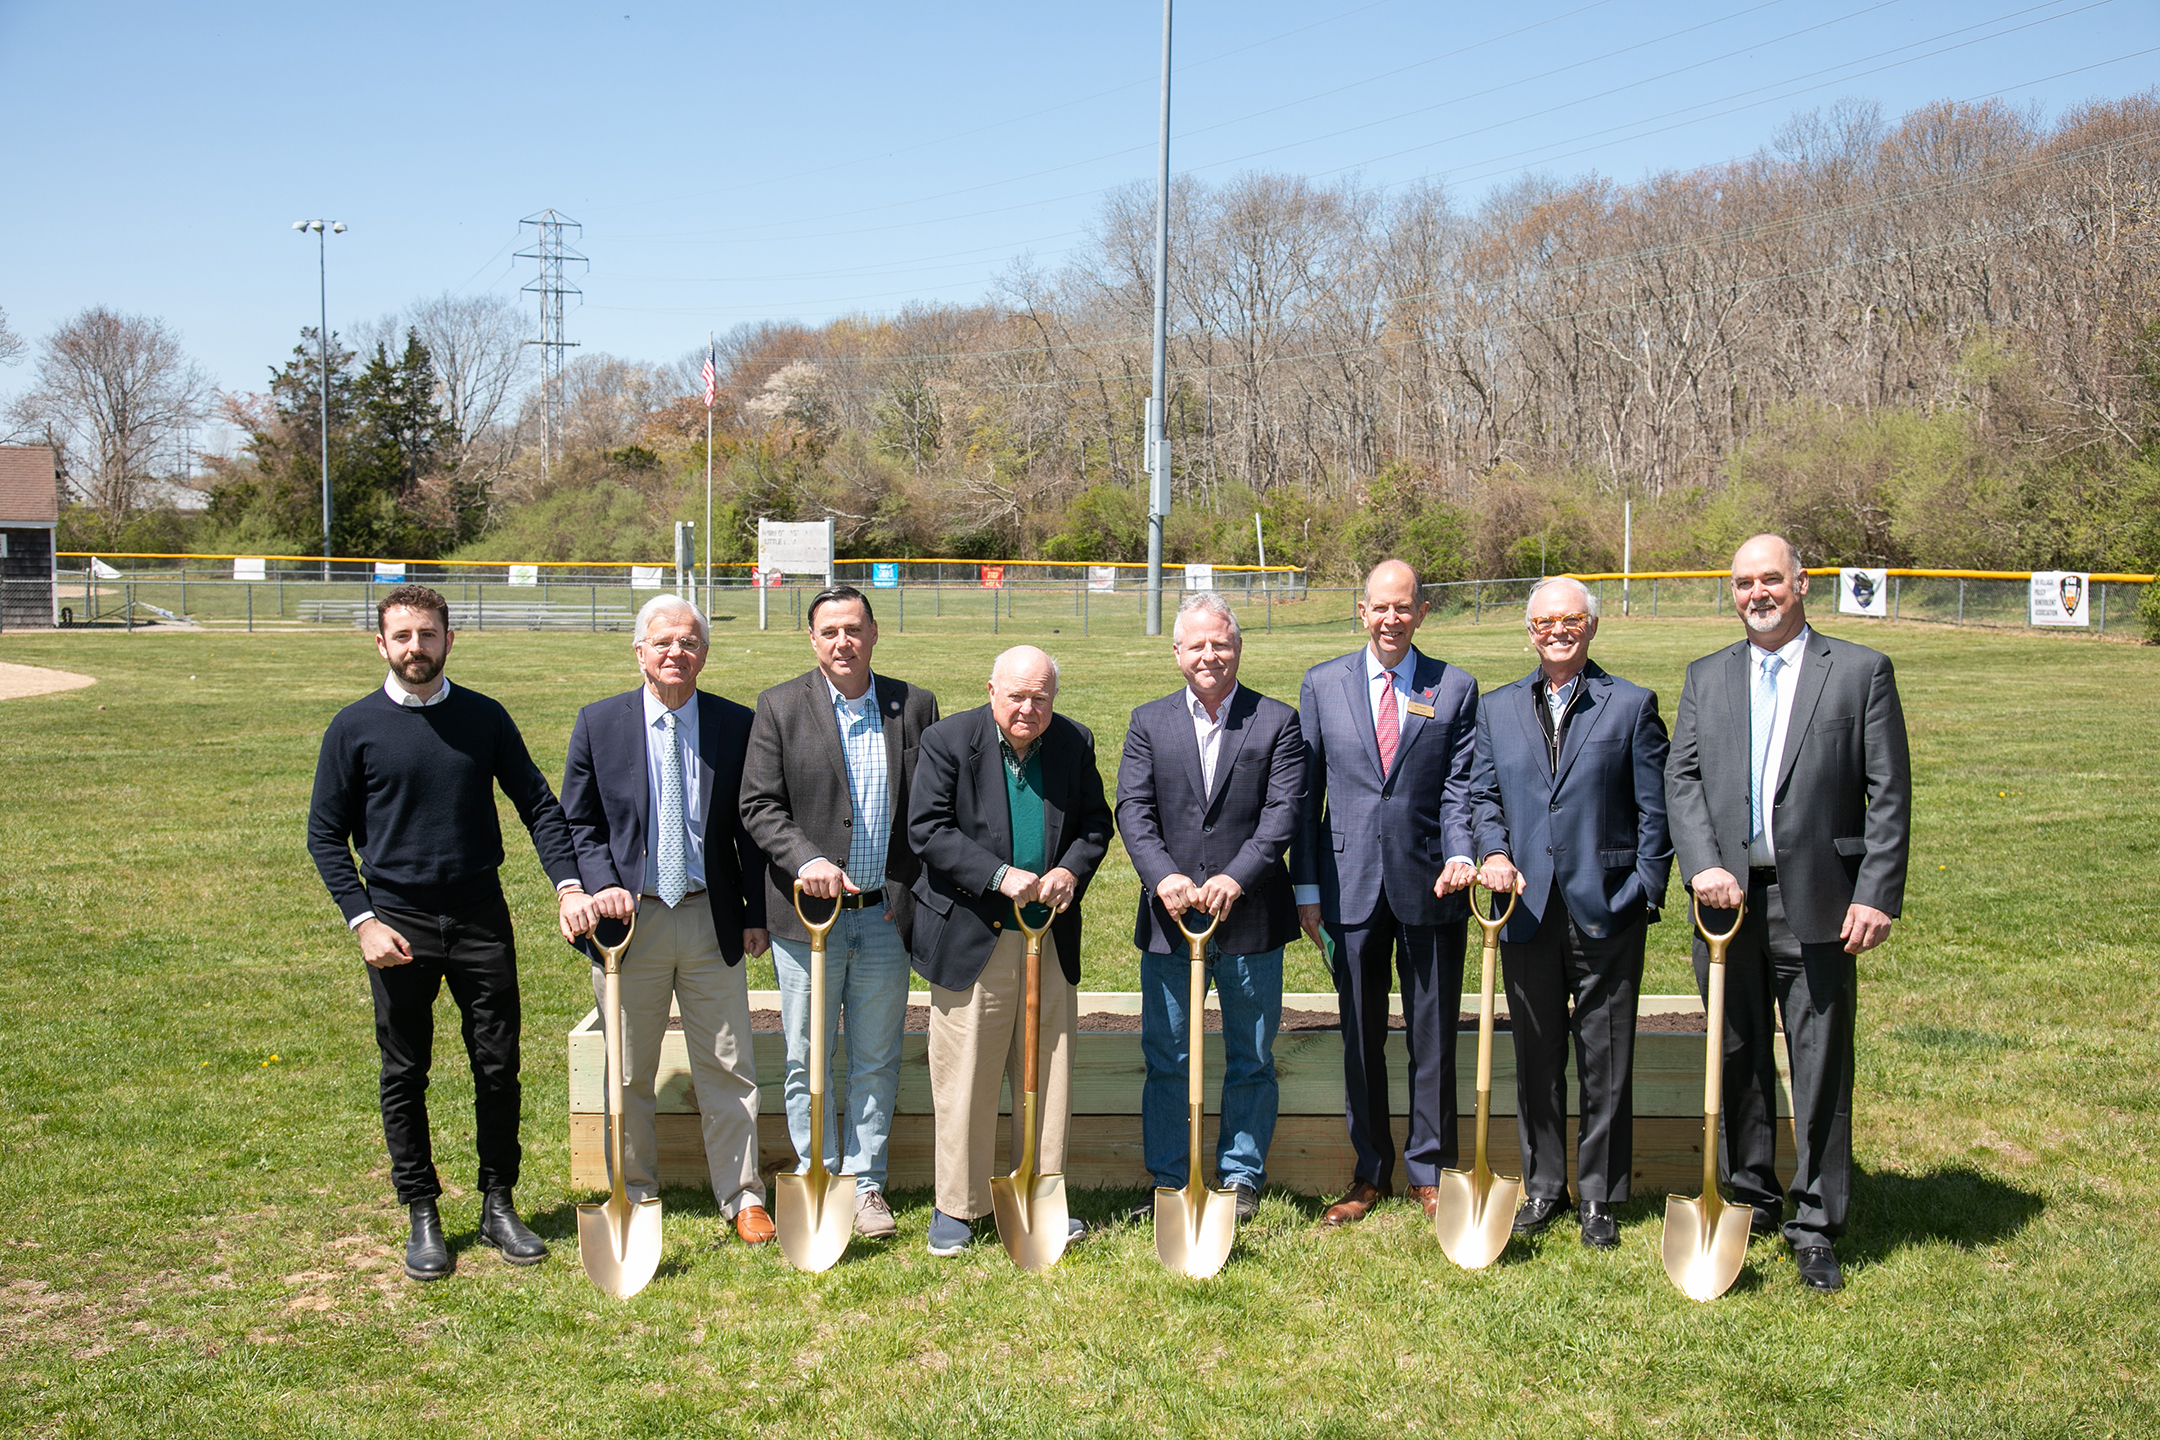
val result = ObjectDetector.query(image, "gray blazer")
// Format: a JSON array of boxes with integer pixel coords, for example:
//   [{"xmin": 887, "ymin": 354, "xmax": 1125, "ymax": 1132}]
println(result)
[
  {"xmin": 1665, "ymin": 629, "xmax": 1912, "ymax": 945},
  {"xmin": 739, "ymin": 669, "xmax": 939, "ymax": 946}
]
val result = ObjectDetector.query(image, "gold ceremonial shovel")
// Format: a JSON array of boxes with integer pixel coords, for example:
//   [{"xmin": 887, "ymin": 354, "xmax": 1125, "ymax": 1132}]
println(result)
[
  {"xmin": 776, "ymin": 882, "xmax": 859, "ymax": 1273},
  {"xmin": 1662, "ymin": 892, "xmax": 1752, "ymax": 1302},
  {"xmin": 1434, "ymin": 876, "xmax": 1524, "ymax": 1270},
  {"xmin": 990, "ymin": 900, "xmax": 1070, "ymax": 1273},
  {"xmin": 577, "ymin": 910, "xmax": 664, "ymax": 1299},
  {"xmin": 1154, "ymin": 903, "xmax": 1238, "ymax": 1280}
]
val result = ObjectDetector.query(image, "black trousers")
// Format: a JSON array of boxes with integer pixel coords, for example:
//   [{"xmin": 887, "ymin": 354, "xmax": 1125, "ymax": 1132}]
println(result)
[
  {"xmin": 1691, "ymin": 875, "xmax": 1855, "ymax": 1248},
  {"xmin": 1500, "ymin": 882, "xmax": 1645, "ymax": 1204},
  {"xmin": 1328, "ymin": 888, "xmax": 1466, "ymax": 1190},
  {"xmin": 366, "ymin": 893, "xmax": 523, "ymax": 1205}
]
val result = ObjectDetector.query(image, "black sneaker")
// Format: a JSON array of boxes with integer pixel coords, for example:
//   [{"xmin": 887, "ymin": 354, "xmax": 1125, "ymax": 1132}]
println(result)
[{"xmin": 1232, "ymin": 1184, "xmax": 1261, "ymax": 1222}]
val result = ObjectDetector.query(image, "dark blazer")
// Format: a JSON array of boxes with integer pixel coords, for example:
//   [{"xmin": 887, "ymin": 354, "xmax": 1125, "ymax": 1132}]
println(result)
[
  {"xmin": 1666, "ymin": 628, "xmax": 1912, "ymax": 945},
  {"xmin": 1290, "ymin": 645, "xmax": 1479, "ymax": 927},
  {"xmin": 905, "ymin": 705, "xmax": 1115, "ymax": 991},
  {"xmin": 559, "ymin": 686, "xmax": 769, "ymax": 963},
  {"xmin": 1116, "ymin": 684, "xmax": 1305, "ymax": 956},
  {"xmin": 739, "ymin": 669, "xmax": 939, "ymax": 946},
  {"xmin": 1469, "ymin": 660, "xmax": 1674, "ymax": 944}
]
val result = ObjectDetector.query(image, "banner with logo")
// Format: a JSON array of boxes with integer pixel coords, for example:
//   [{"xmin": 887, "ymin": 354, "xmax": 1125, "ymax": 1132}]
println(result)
[
  {"xmin": 630, "ymin": 566, "xmax": 664, "ymax": 589},
  {"xmin": 1183, "ymin": 564, "xmax": 1214, "ymax": 591},
  {"xmin": 373, "ymin": 562, "xmax": 405, "ymax": 583},
  {"xmin": 1837, "ymin": 568, "xmax": 1887, "ymax": 616},
  {"xmin": 758, "ymin": 518, "xmax": 832, "ymax": 585},
  {"xmin": 2029, "ymin": 571, "xmax": 2091, "ymax": 627},
  {"xmin": 979, "ymin": 565, "xmax": 1005, "ymax": 589},
  {"xmin": 232, "ymin": 558, "xmax": 266, "ymax": 582},
  {"xmin": 1088, "ymin": 565, "xmax": 1117, "ymax": 592},
  {"xmin": 507, "ymin": 565, "xmax": 538, "ymax": 587},
  {"xmin": 872, "ymin": 562, "xmax": 899, "ymax": 588}
]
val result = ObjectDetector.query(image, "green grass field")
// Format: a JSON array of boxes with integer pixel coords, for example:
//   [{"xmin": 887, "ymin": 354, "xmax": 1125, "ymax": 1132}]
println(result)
[{"xmin": 1, "ymin": 612, "xmax": 2153, "ymax": 1437}]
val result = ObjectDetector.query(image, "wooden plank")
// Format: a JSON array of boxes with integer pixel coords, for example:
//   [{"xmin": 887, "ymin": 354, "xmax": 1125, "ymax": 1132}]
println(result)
[{"xmin": 569, "ymin": 1113, "xmax": 1797, "ymax": 1197}]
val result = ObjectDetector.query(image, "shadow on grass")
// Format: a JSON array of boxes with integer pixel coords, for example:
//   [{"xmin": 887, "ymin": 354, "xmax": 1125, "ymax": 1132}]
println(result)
[{"xmin": 1842, "ymin": 1163, "xmax": 2043, "ymax": 1265}]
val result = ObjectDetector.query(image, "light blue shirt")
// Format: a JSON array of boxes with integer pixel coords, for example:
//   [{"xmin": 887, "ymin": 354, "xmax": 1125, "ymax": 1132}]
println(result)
[
  {"xmin": 643, "ymin": 687, "xmax": 706, "ymax": 894},
  {"xmin": 828, "ymin": 674, "xmax": 891, "ymax": 889},
  {"xmin": 1745, "ymin": 627, "xmax": 1811, "ymax": 868}
]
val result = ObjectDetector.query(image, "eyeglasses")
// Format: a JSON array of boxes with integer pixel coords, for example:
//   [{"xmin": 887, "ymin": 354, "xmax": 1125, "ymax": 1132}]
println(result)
[
  {"xmin": 640, "ymin": 636, "xmax": 705, "ymax": 654},
  {"xmin": 1527, "ymin": 613, "xmax": 1592, "ymax": 635}
]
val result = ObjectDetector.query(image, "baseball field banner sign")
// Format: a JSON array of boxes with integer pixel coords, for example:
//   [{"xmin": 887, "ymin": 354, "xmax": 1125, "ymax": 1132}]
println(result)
[
  {"xmin": 1183, "ymin": 564, "xmax": 1214, "ymax": 591},
  {"xmin": 507, "ymin": 565, "xmax": 538, "ymax": 587},
  {"xmin": 2029, "ymin": 571, "xmax": 2091, "ymax": 627},
  {"xmin": 232, "ymin": 558, "xmax": 266, "ymax": 582},
  {"xmin": 630, "ymin": 566, "xmax": 664, "ymax": 589},
  {"xmin": 872, "ymin": 562, "xmax": 899, "ymax": 588},
  {"xmin": 1088, "ymin": 566, "xmax": 1117, "ymax": 592},
  {"xmin": 1837, "ymin": 568, "xmax": 1888, "ymax": 616}
]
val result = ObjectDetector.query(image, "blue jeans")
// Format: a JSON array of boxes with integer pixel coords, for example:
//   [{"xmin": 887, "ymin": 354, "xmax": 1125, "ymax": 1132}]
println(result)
[
  {"xmin": 769, "ymin": 907, "xmax": 913, "ymax": 1193},
  {"xmin": 1140, "ymin": 945, "xmax": 1283, "ymax": 1191}
]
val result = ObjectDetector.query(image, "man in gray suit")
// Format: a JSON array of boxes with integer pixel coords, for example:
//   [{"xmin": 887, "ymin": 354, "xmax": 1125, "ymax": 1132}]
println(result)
[
  {"xmin": 1471, "ymin": 576, "xmax": 1672, "ymax": 1250},
  {"xmin": 740, "ymin": 585, "xmax": 939, "ymax": 1241},
  {"xmin": 1666, "ymin": 534, "xmax": 1911, "ymax": 1293}
]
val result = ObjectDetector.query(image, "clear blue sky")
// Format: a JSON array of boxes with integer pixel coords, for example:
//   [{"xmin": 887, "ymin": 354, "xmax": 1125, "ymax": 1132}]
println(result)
[{"xmin": 2, "ymin": 0, "xmax": 2152, "ymax": 416}]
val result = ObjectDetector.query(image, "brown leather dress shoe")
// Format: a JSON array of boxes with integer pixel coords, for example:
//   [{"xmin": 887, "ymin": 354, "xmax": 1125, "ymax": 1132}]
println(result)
[
  {"xmin": 1408, "ymin": 1184, "xmax": 1439, "ymax": 1220},
  {"xmin": 733, "ymin": 1205, "xmax": 777, "ymax": 1245},
  {"xmin": 1322, "ymin": 1179, "xmax": 1389, "ymax": 1227}
]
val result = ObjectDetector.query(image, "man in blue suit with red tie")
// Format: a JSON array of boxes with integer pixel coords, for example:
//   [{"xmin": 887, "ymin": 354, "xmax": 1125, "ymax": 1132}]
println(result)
[{"xmin": 1292, "ymin": 559, "xmax": 1481, "ymax": 1227}]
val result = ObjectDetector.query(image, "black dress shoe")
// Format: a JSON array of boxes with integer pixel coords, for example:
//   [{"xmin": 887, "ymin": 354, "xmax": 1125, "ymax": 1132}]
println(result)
[
  {"xmin": 1579, "ymin": 1200, "xmax": 1619, "ymax": 1250},
  {"xmin": 1794, "ymin": 1245, "xmax": 1845, "ymax": 1292},
  {"xmin": 1512, "ymin": 1195, "xmax": 1572, "ymax": 1236},
  {"xmin": 1233, "ymin": 1184, "xmax": 1260, "ymax": 1223},
  {"xmin": 404, "ymin": 1199, "xmax": 454, "ymax": 1282},
  {"xmin": 478, "ymin": 1189, "xmax": 549, "ymax": 1265},
  {"xmin": 1751, "ymin": 1207, "xmax": 1782, "ymax": 1238},
  {"xmin": 1126, "ymin": 1195, "xmax": 1157, "ymax": 1225}
]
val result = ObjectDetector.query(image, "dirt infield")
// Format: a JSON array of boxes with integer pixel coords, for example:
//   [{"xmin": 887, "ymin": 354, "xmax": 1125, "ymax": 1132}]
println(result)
[{"xmin": 0, "ymin": 662, "xmax": 97, "ymax": 700}]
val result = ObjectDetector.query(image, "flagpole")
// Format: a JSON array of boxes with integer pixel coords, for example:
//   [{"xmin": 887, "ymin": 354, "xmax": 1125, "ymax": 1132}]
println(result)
[{"xmin": 703, "ymin": 332, "xmax": 715, "ymax": 617}]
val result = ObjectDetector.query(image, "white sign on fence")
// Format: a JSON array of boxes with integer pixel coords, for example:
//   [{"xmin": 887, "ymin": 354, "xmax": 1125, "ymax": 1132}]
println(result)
[
  {"xmin": 1837, "ymin": 568, "xmax": 1888, "ymax": 616},
  {"xmin": 507, "ymin": 565, "xmax": 539, "ymax": 587},
  {"xmin": 1182, "ymin": 564, "xmax": 1214, "ymax": 591},
  {"xmin": 758, "ymin": 519, "xmax": 833, "ymax": 582},
  {"xmin": 2029, "ymin": 570, "xmax": 2091, "ymax": 627},
  {"xmin": 374, "ymin": 562, "xmax": 405, "ymax": 583},
  {"xmin": 630, "ymin": 566, "xmax": 664, "ymax": 589},
  {"xmin": 91, "ymin": 558, "xmax": 121, "ymax": 579},
  {"xmin": 232, "ymin": 558, "xmax": 266, "ymax": 582},
  {"xmin": 1088, "ymin": 565, "xmax": 1118, "ymax": 592}
]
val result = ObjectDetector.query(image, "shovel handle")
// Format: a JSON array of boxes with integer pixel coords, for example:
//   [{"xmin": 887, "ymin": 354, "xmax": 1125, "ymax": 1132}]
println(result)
[
  {"xmin": 1466, "ymin": 876, "xmax": 1519, "ymax": 943},
  {"xmin": 1690, "ymin": 892, "xmax": 1746, "ymax": 961},
  {"xmin": 1175, "ymin": 903, "xmax": 1221, "ymax": 962},
  {"xmin": 792, "ymin": 880, "xmax": 841, "ymax": 944},
  {"xmin": 588, "ymin": 909, "xmax": 639, "ymax": 975}
]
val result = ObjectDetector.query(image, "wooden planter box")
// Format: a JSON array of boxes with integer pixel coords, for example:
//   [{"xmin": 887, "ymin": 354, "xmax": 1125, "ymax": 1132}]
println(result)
[{"xmin": 568, "ymin": 992, "xmax": 1792, "ymax": 1197}]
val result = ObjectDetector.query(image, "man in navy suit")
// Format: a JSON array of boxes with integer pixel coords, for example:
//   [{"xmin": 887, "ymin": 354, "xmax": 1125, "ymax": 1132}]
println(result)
[
  {"xmin": 1117, "ymin": 592, "xmax": 1306, "ymax": 1225},
  {"xmin": 559, "ymin": 595, "xmax": 775, "ymax": 1246},
  {"xmin": 1292, "ymin": 559, "xmax": 1481, "ymax": 1227},
  {"xmin": 1470, "ymin": 576, "xmax": 1672, "ymax": 1250}
]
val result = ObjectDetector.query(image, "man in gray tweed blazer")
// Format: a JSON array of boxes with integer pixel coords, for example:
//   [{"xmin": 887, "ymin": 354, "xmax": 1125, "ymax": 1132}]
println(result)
[
  {"xmin": 1666, "ymin": 534, "xmax": 1911, "ymax": 1293},
  {"xmin": 740, "ymin": 585, "xmax": 939, "ymax": 1240}
]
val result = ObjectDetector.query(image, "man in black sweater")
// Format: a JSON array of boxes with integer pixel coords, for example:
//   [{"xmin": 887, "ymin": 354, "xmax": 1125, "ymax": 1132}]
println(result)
[{"xmin": 307, "ymin": 585, "xmax": 595, "ymax": 1281}]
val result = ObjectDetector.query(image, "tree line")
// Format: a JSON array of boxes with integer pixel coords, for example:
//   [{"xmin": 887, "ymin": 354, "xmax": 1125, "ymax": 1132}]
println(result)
[{"xmin": 5, "ymin": 90, "xmax": 2157, "ymax": 583}]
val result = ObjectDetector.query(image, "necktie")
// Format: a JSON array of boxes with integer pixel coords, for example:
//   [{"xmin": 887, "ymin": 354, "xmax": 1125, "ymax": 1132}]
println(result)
[
  {"xmin": 657, "ymin": 710, "xmax": 688, "ymax": 907},
  {"xmin": 1375, "ymin": 669, "xmax": 1399, "ymax": 776},
  {"xmin": 1749, "ymin": 654, "xmax": 1783, "ymax": 843}
]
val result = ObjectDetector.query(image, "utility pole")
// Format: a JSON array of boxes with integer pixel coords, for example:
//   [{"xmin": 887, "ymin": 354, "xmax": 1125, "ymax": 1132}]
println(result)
[
  {"xmin": 292, "ymin": 220, "xmax": 345, "ymax": 580},
  {"xmin": 518, "ymin": 210, "xmax": 586, "ymax": 486},
  {"xmin": 1144, "ymin": 0, "xmax": 1174, "ymax": 637}
]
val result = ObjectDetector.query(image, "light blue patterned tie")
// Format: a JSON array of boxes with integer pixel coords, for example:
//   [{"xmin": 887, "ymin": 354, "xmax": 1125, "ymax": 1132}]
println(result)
[
  {"xmin": 1748, "ymin": 653, "xmax": 1783, "ymax": 843},
  {"xmin": 657, "ymin": 710, "xmax": 687, "ymax": 907}
]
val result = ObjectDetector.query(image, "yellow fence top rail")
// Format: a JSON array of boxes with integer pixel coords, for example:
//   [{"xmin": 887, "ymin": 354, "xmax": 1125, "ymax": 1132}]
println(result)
[
  {"xmin": 1566, "ymin": 567, "xmax": 2155, "ymax": 584},
  {"xmin": 55, "ymin": 551, "xmax": 1304, "ymax": 575}
]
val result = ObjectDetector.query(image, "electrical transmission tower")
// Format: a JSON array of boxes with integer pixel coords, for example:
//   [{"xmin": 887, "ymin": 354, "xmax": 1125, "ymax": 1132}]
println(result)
[{"xmin": 517, "ymin": 209, "xmax": 586, "ymax": 481}]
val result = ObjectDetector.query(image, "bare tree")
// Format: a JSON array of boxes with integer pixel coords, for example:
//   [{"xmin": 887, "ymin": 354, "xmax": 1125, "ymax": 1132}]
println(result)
[
  {"xmin": 0, "ymin": 305, "xmax": 24, "ymax": 369},
  {"xmin": 8, "ymin": 307, "xmax": 211, "ymax": 514},
  {"xmin": 408, "ymin": 292, "xmax": 529, "ymax": 473}
]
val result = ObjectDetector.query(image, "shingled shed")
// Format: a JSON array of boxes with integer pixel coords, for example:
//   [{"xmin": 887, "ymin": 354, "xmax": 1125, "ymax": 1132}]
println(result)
[{"xmin": 0, "ymin": 447, "xmax": 60, "ymax": 629}]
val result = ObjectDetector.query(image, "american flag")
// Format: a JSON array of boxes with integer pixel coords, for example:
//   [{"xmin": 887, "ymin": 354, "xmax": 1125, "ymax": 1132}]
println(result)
[{"xmin": 701, "ymin": 342, "xmax": 716, "ymax": 408}]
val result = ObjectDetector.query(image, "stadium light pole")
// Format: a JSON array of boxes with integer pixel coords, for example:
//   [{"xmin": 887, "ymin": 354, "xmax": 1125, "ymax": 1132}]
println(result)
[
  {"xmin": 1144, "ymin": 0, "xmax": 1173, "ymax": 637},
  {"xmin": 293, "ymin": 220, "xmax": 347, "ymax": 581}
]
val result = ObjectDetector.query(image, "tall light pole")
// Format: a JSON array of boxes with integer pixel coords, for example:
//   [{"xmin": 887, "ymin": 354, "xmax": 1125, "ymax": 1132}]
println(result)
[
  {"xmin": 293, "ymin": 219, "xmax": 346, "ymax": 580},
  {"xmin": 1144, "ymin": 0, "xmax": 1174, "ymax": 636}
]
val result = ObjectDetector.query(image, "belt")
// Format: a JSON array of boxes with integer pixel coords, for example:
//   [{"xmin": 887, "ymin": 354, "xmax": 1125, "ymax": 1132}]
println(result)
[
  {"xmin": 1747, "ymin": 866, "xmax": 1778, "ymax": 885},
  {"xmin": 837, "ymin": 887, "xmax": 886, "ymax": 910},
  {"xmin": 639, "ymin": 887, "xmax": 708, "ymax": 904}
]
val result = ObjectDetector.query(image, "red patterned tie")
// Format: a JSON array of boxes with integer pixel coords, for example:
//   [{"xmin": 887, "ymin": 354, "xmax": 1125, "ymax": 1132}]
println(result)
[{"xmin": 1375, "ymin": 671, "xmax": 1399, "ymax": 776}]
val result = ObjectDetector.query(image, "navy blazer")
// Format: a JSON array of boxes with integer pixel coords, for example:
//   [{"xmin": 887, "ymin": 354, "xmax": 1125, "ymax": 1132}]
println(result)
[
  {"xmin": 905, "ymin": 705, "xmax": 1115, "ymax": 991},
  {"xmin": 1116, "ymin": 684, "xmax": 1306, "ymax": 957},
  {"xmin": 559, "ymin": 686, "xmax": 769, "ymax": 963},
  {"xmin": 1468, "ymin": 660, "xmax": 1674, "ymax": 944},
  {"xmin": 1290, "ymin": 645, "xmax": 1479, "ymax": 928}
]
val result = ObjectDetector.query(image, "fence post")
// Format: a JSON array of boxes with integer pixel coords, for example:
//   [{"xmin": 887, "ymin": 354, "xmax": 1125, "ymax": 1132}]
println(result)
[
  {"xmin": 477, "ymin": 584, "xmax": 484, "ymax": 631},
  {"xmin": 2097, "ymin": 583, "xmax": 2107, "ymax": 634},
  {"xmin": 278, "ymin": 568, "xmax": 284, "ymax": 618},
  {"xmin": 1957, "ymin": 579, "xmax": 1964, "ymax": 624},
  {"xmin": 897, "ymin": 580, "xmax": 904, "ymax": 634},
  {"xmin": 590, "ymin": 584, "xmax": 597, "ymax": 632},
  {"xmin": 247, "ymin": 584, "xmax": 253, "ymax": 633},
  {"xmin": 1083, "ymin": 583, "xmax": 1089, "ymax": 637},
  {"xmin": 1893, "ymin": 575, "xmax": 1901, "ymax": 619},
  {"xmin": 179, "ymin": 564, "xmax": 186, "ymax": 619},
  {"xmin": 1266, "ymin": 578, "xmax": 1273, "ymax": 633},
  {"xmin": 1474, "ymin": 580, "xmax": 1482, "ymax": 623},
  {"xmin": 1651, "ymin": 578, "xmax": 1658, "ymax": 617}
]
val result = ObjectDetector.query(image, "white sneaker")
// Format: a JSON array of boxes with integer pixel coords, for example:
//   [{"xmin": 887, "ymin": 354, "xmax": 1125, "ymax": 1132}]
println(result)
[{"xmin": 854, "ymin": 1187, "xmax": 898, "ymax": 1239}]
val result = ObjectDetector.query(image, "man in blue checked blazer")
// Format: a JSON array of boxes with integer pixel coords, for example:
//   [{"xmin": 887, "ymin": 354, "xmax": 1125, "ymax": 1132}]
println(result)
[
  {"xmin": 1117, "ymin": 592, "xmax": 1306, "ymax": 1225},
  {"xmin": 1291, "ymin": 559, "xmax": 1482, "ymax": 1228},
  {"xmin": 1470, "ymin": 576, "xmax": 1672, "ymax": 1250}
]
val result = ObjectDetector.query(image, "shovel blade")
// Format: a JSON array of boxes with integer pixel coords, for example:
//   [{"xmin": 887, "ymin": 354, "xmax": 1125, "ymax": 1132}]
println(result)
[
  {"xmin": 775, "ymin": 1170, "xmax": 858, "ymax": 1274},
  {"xmin": 1433, "ymin": 1167, "xmax": 1522, "ymax": 1271},
  {"xmin": 989, "ymin": 1172, "xmax": 1069, "ymax": 1273},
  {"xmin": 1661, "ymin": 1194, "xmax": 1751, "ymax": 1301},
  {"xmin": 1153, "ymin": 1186, "xmax": 1237, "ymax": 1280},
  {"xmin": 575, "ymin": 1195, "xmax": 663, "ymax": 1299}
]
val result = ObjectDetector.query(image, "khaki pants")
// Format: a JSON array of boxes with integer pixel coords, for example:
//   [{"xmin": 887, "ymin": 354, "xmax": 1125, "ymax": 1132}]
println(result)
[
  {"xmin": 590, "ymin": 895, "xmax": 764, "ymax": 1217},
  {"xmin": 928, "ymin": 928, "xmax": 1074, "ymax": 1220}
]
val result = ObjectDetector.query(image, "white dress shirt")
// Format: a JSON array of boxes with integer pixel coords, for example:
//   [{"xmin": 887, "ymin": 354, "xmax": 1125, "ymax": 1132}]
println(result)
[
  {"xmin": 1745, "ymin": 626, "xmax": 1811, "ymax": 868},
  {"xmin": 1188, "ymin": 683, "xmax": 1237, "ymax": 797},
  {"xmin": 643, "ymin": 687, "xmax": 707, "ymax": 896}
]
